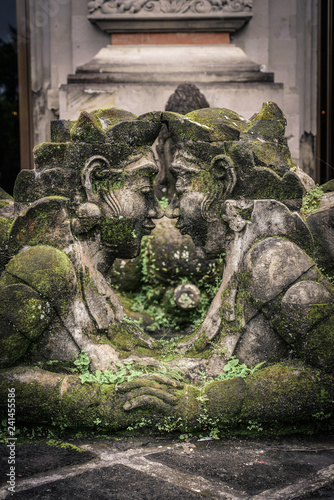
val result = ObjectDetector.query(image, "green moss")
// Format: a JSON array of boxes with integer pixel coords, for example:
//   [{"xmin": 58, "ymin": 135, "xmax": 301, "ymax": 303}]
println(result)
[
  {"xmin": 0, "ymin": 318, "xmax": 30, "ymax": 367},
  {"xmin": 0, "ymin": 367, "xmax": 63, "ymax": 424},
  {"xmin": 0, "ymin": 283, "xmax": 51, "ymax": 343},
  {"xmin": 301, "ymin": 185, "xmax": 324, "ymax": 216},
  {"xmin": 0, "ymin": 216, "xmax": 13, "ymax": 270},
  {"xmin": 107, "ymin": 322, "xmax": 154, "ymax": 354},
  {"xmin": 33, "ymin": 143, "xmax": 69, "ymax": 171},
  {"xmin": 235, "ymin": 208, "xmax": 253, "ymax": 221},
  {"xmin": 4, "ymin": 245, "xmax": 77, "ymax": 315},
  {"xmin": 193, "ymin": 332, "xmax": 208, "ymax": 353},
  {"xmin": 61, "ymin": 375, "xmax": 101, "ymax": 426},
  {"xmin": 100, "ymin": 218, "xmax": 133, "ymax": 246},
  {"xmin": 45, "ymin": 439, "xmax": 87, "ymax": 453},
  {"xmin": 305, "ymin": 316, "xmax": 334, "ymax": 370},
  {"xmin": 205, "ymin": 377, "xmax": 246, "ymax": 419},
  {"xmin": 242, "ymin": 363, "xmax": 334, "ymax": 422},
  {"xmin": 8, "ymin": 196, "xmax": 70, "ymax": 254}
]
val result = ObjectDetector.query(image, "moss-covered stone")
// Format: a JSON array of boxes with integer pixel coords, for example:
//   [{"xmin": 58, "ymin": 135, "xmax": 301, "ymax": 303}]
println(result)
[
  {"xmin": 205, "ymin": 377, "xmax": 246, "ymax": 419},
  {"xmin": 100, "ymin": 218, "xmax": 133, "ymax": 247},
  {"xmin": 107, "ymin": 322, "xmax": 154, "ymax": 354},
  {"xmin": 242, "ymin": 363, "xmax": 334, "ymax": 421},
  {"xmin": 0, "ymin": 216, "xmax": 12, "ymax": 270},
  {"xmin": 304, "ymin": 315, "xmax": 334, "ymax": 371},
  {"xmin": 0, "ymin": 283, "xmax": 50, "ymax": 339},
  {"xmin": 0, "ymin": 318, "xmax": 30, "ymax": 367},
  {"xmin": 13, "ymin": 167, "xmax": 80, "ymax": 205},
  {"xmin": 8, "ymin": 197, "xmax": 73, "ymax": 255},
  {"xmin": 61, "ymin": 375, "xmax": 101, "ymax": 426},
  {"xmin": 4, "ymin": 245, "xmax": 77, "ymax": 315},
  {"xmin": 242, "ymin": 101, "xmax": 287, "ymax": 144},
  {"xmin": 0, "ymin": 367, "xmax": 63, "ymax": 424}
]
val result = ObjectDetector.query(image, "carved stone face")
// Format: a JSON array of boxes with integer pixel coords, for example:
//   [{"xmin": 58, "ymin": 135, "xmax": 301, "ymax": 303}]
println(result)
[
  {"xmin": 95, "ymin": 153, "xmax": 162, "ymax": 259},
  {"xmin": 169, "ymin": 152, "xmax": 228, "ymax": 259}
]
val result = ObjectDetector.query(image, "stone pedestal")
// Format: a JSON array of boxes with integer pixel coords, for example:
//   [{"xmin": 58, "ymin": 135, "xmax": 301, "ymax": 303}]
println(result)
[{"xmin": 59, "ymin": 44, "xmax": 283, "ymax": 120}]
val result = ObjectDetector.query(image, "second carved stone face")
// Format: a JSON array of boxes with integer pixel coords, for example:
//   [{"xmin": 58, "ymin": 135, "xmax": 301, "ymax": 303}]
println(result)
[{"xmin": 169, "ymin": 153, "xmax": 229, "ymax": 259}]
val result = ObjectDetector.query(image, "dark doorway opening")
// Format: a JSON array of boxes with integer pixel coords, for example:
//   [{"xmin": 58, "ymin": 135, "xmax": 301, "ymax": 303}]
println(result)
[{"xmin": 0, "ymin": 1, "xmax": 20, "ymax": 195}]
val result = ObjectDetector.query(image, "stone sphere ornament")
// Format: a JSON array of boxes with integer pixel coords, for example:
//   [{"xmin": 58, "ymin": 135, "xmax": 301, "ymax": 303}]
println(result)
[{"xmin": 0, "ymin": 103, "xmax": 333, "ymax": 435}]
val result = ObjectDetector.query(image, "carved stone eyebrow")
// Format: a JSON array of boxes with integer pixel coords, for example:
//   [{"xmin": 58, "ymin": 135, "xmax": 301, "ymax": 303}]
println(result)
[
  {"xmin": 170, "ymin": 161, "xmax": 200, "ymax": 174},
  {"xmin": 124, "ymin": 160, "xmax": 158, "ymax": 173}
]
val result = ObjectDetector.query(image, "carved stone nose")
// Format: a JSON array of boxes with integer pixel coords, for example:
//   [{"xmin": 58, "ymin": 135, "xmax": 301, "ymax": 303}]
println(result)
[{"xmin": 148, "ymin": 207, "xmax": 163, "ymax": 219}]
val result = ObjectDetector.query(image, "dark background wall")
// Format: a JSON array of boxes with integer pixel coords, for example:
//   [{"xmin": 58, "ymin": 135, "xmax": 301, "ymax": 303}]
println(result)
[{"xmin": 0, "ymin": 1, "xmax": 19, "ymax": 195}]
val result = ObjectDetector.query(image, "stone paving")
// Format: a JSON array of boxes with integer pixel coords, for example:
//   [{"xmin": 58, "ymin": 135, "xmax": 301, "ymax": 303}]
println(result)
[{"xmin": 1, "ymin": 435, "xmax": 334, "ymax": 499}]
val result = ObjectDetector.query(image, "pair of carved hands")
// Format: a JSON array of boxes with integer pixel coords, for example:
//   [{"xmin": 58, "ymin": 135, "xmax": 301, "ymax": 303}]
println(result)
[{"xmin": 117, "ymin": 374, "xmax": 184, "ymax": 413}]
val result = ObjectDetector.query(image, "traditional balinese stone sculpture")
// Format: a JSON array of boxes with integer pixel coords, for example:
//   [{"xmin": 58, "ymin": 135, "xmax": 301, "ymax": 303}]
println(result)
[{"xmin": 0, "ymin": 103, "xmax": 333, "ymax": 434}]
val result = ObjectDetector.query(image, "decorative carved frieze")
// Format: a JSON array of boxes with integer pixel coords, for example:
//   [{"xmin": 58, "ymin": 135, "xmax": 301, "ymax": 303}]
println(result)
[{"xmin": 88, "ymin": 0, "xmax": 253, "ymax": 33}]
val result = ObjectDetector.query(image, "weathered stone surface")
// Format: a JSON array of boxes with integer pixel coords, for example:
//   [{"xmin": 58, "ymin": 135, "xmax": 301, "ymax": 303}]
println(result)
[
  {"xmin": 307, "ymin": 199, "xmax": 334, "ymax": 275},
  {"xmin": 0, "ymin": 367, "xmax": 63, "ymax": 423},
  {"xmin": 61, "ymin": 375, "xmax": 101, "ymax": 426},
  {"xmin": 8, "ymin": 197, "xmax": 74, "ymax": 254},
  {"xmin": 205, "ymin": 377, "xmax": 246, "ymax": 419},
  {"xmin": 247, "ymin": 238, "xmax": 314, "ymax": 303},
  {"xmin": 4, "ymin": 245, "xmax": 77, "ymax": 315},
  {"xmin": 242, "ymin": 364, "xmax": 333, "ymax": 422},
  {"xmin": 0, "ymin": 283, "xmax": 50, "ymax": 339},
  {"xmin": 0, "ymin": 103, "xmax": 333, "ymax": 432},
  {"xmin": 0, "ymin": 318, "xmax": 30, "ymax": 367},
  {"xmin": 235, "ymin": 314, "xmax": 289, "ymax": 365}
]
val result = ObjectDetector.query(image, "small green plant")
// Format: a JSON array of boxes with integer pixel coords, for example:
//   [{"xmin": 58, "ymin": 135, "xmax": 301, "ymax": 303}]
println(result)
[
  {"xmin": 73, "ymin": 351, "xmax": 91, "ymax": 373},
  {"xmin": 156, "ymin": 416, "xmax": 183, "ymax": 433},
  {"xmin": 156, "ymin": 336, "xmax": 180, "ymax": 360},
  {"xmin": 312, "ymin": 410, "xmax": 332, "ymax": 421},
  {"xmin": 317, "ymin": 265, "xmax": 334, "ymax": 285},
  {"xmin": 159, "ymin": 197, "xmax": 169, "ymax": 210},
  {"xmin": 300, "ymin": 185, "xmax": 324, "ymax": 216},
  {"xmin": 74, "ymin": 351, "xmax": 184, "ymax": 386},
  {"xmin": 127, "ymin": 417, "xmax": 153, "ymax": 432},
  {"xmin": 246, "ymin": 420, "xmax": 263, "ymax": 432},
  {"xmin": 214, "ymin": 357, "xmax": 266, "ymax": 381},
  {"xmin": 197, "ymin": 408, "xmax": 220, "ymax": 439}
]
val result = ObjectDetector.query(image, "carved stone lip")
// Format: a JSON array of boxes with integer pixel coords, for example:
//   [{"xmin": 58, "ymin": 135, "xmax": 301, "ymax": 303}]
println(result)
[{"xmin": 142, "ymin": 220, "xmax": 156, "ymax": 234}]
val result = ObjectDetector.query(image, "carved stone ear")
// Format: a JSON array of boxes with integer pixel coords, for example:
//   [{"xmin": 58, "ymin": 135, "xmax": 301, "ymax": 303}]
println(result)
[
  {"xmin": 210, "ymin": 155, "xmax": 236, "ymax": 196},
  {"xmin": 81, "ymin": 155, "xmax": 111, "ymax": 203}
]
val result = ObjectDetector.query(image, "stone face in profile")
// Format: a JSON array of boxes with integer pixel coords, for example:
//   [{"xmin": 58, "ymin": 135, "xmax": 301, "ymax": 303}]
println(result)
[{"xmin": 0, "ymin": 102, "xmax": 333, "ymax": 433}]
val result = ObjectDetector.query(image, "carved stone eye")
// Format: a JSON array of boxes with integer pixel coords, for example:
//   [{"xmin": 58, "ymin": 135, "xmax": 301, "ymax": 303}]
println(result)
[
  {"xmin": 175, "ymin": 177, "xmax": 188, "ymax": 194},
  {"xmin": 140, "ymin": 186, "xmax": 151, "ymax": 194}
]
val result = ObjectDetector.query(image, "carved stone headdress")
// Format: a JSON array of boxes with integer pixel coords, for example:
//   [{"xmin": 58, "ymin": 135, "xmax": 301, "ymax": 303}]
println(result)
[
  {"xmin": 163, "ymin": 102, "xmax": 306, "ymax": 203},
  {"xmin": 14, "ymin": 108, "xmax": 161, "ymax": 211}
]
